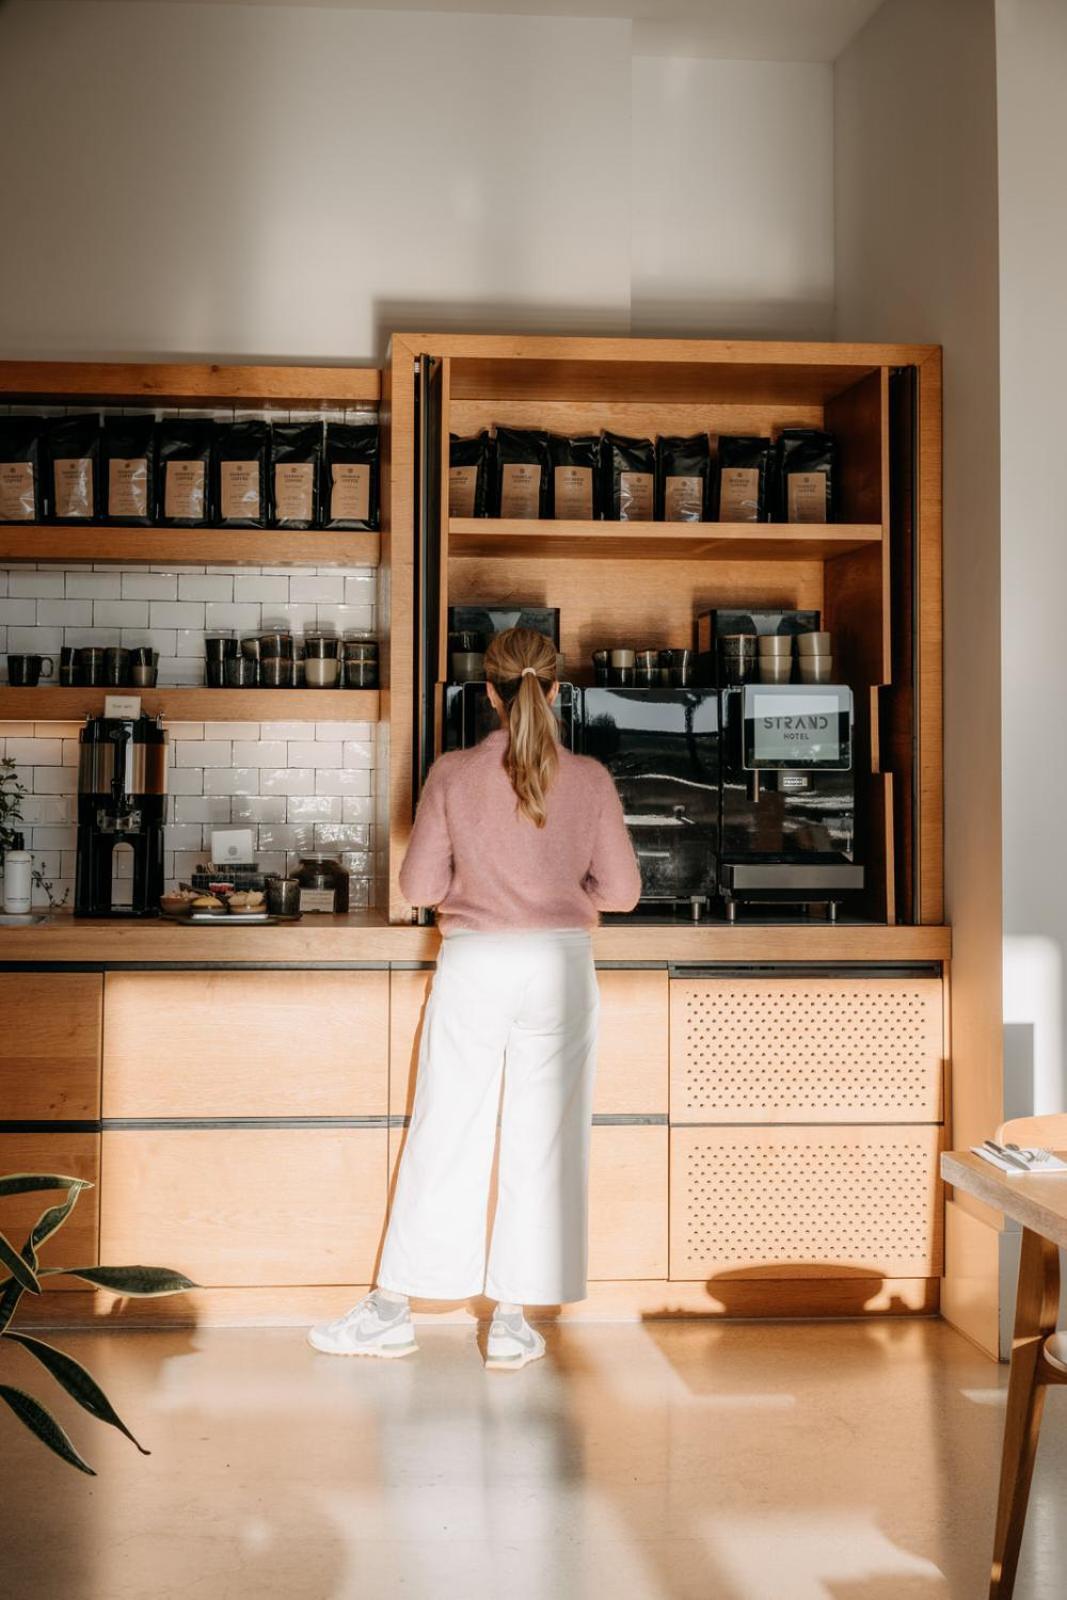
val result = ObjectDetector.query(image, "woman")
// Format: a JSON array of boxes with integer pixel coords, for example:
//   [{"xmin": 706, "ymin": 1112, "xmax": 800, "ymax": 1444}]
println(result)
[{"xmin": 309, "ymin": 627, "xmax": 641, "ymax": 1369}]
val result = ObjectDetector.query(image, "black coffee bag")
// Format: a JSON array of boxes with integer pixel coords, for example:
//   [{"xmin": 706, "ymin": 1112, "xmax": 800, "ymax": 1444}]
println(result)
[
  {"xmin": 271, "ymin": 423, "xmax": 322, "ymax": 529},
  {"xmin": 717, "ymin": 435, "xmax": 771, "ymax": 523},
  {"xmin": 214, "ymin": 420, "xmax": 270, "ymax": 528},
  {"xmin": 157, "ymin": 419, "xmax": 213, "ymax": 526},
  {"xmin": 449, "ymin": 432, "xmax": 492, "ymax": 518},
  {"xmin": 0, "ymin": 416, "xmax": 45, "ymax": 523},
  {"xmin": 47, "ymin": 415, "xmax": 100, "ymax": 523},
  {"xmin": 601, "ymin": 432, "xmax": 655, "ymax": 522},
  {"xmin": 550, "ymin": 433, "xmax": 600, "ymax": 520},
  {"xmin": 102, "ymin": 415, "xmax": 156, "ymax": 526},
  {"xmin": 492, "ymin": 427, "xmax": 551, "ymax": 519},
  {"xmin": 657, "ymin": 434, "xmax": 712, "ymax": 522},
  {"xmin": 775, "ymin": 429, "xmax": 837, "ymax": 523},
  {"xmin": 323, "ymin": 422, "xmax": 379, "ymax": 530}
]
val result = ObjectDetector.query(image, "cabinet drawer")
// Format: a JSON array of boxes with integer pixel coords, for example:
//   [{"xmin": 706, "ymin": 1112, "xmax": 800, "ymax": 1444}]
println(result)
[
  {"xmin": 589, "ymin": 1124, "xmax": 667, "ymax": 1281},
  {"xmin": 670, "ymin": 977, "xmax": 944, "ymax": 1124},
  {"xmin": 389, "ymin": 966, "xmax": 668, "ymax": 1118},
  {"xmin": 669, "ymin": 1125, "xmax": 943, "ymax": 1281},
  {"xmin": 104, "ymin": 970, "xmax": 388, "ymax": 1117},
  {"xmin": 0, "ymin": 1132, "xmax": 99, "ymax": 1287},
  {"xmin": 100, "ymin": 1128, "xmax": 387, "ymax": 1287},
  {"xmin": 0, "ymin": 973, "xmax": 101, "ymax": 1121}
]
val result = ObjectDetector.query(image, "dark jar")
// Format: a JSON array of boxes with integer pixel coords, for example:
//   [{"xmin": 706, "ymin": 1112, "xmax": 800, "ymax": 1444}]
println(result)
[{"xmin": 293, "ymin": 855, "xmax": 350, "ymax": 914}]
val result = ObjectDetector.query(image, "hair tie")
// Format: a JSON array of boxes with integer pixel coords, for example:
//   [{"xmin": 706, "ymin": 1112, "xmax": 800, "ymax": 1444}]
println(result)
[{"xmin": 521, "ymin": 667, "xmax": 539, "ymax": 678}]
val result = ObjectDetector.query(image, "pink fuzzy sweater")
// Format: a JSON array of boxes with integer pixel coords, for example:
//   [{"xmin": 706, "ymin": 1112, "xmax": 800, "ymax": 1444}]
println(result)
[{"xmin": 399, "ymin": 730, "xmax": 642, "ymax": 933}]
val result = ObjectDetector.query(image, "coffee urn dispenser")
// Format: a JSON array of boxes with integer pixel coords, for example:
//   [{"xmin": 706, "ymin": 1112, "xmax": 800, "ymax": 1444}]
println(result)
[{"xmin": 75, "ymin": 715, "xmax": 168, "ymax": 917}]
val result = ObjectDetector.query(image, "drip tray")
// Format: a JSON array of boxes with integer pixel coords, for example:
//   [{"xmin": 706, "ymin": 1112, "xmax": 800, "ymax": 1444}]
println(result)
[{"xmin": 0, "ymin": 913, "xmax": 52, "ymax": 927}]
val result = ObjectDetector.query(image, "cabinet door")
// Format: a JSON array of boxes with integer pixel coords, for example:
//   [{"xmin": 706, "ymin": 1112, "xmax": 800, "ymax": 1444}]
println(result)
[
  {"xmin": 0, "ymin": 1132, "xmax": 99, "ymax": 1287},
  {"xmin": 389, "ymin": 966, "xmax": 669, "ymax": 1118},
  {"xmin": 0, "ymin": 974, "xmax": 101, "ymax": 1120},
  {"xmin": 670, "ymin": 976, "xmax": 944, "ymax": 1124},
  {"xmin": 104, "ymin": 970, "xmax": 389, "ymax": 1118},
  {"xmin": 589, "ymin": 1125, "xmax": 667, "ymax": 1281},
  {"xmin": 669, "ymin": 1125, "xmax": 943, "ymax": 1281},
  {"xmin": 100, "ymin": 1128, "xmax": 387, "ymax": 1287}
]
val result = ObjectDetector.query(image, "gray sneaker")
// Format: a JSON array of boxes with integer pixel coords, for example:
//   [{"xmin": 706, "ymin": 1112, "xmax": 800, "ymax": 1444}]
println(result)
[
  {"xmin": 485, "ymin": 1309, "xmax": 546, "ymax": 1371},
  {"xmin": 308, "ymin": 1290, "xmax": 418, "ymax": 1358}
]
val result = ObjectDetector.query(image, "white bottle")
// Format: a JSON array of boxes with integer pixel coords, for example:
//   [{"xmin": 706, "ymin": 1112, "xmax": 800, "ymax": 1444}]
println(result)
[{"xmin": 2, "ymin": 835, "xmax": 32, "ymax": 915}]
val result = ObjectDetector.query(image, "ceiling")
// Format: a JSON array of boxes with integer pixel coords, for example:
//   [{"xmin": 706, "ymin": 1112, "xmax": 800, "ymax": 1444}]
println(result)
[{"xmin": 92, "ymin": 0, "xmax": 887, "ymax": 62}]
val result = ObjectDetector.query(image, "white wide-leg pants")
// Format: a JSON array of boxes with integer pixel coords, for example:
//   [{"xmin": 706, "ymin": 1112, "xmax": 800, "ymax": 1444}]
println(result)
[{"xmin": 378, "ymin": 929, "xmax": 599, "ymax": 1305}]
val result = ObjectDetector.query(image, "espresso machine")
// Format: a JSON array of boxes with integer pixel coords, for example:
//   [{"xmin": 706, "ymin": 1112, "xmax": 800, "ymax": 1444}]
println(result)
[
  {"xmin": 582, "ymin": 687, "xmax": 720, "ymax": 919},
  {"xmin": 75, "ymin": 715, "xmax": 168, "ymax": 917},
  {"xmin": 718, "ymin": 682, "xmax": 863, "ymax": 921}
]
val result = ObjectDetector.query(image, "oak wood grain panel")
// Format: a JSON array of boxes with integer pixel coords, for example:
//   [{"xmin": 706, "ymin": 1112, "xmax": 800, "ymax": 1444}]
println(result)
[
  {"xmin": 0, "ymin": 360, "xmax": 380, "ymax": 406},
  {"xmin": 670, "ymin": 975, "xmax": 944, "ymax": 1124},
  {"xmin": 103, "ymin": 971, "xmax": 388, "ymax": 1118},
  {"xmin": 388, "ymin": 966, "xmax": 668, "ymax": 1118},
  {"xmin": 0, "ymin": 1132, "xmax": 98, "ymax": 1288},
  {"xmin": 450, "ymin": 398, "xmax": 825, "ymax": 440},
  {"xmin": 385, "ymin": 335, "xmax": 418, "ymax": 922},
  {"xmin": 449, "ymin": 520, "xmax": 880, "ymax": 563},
  {"xmin": 100, "ymin": 1128, "xmax": 387, "ymax": 1286},
  {"xmin": 15, "ymin": 1274, "xmax": 938, "ymax": 1327},
  {"xmin": 588, "ymin": 1125, "xmax": 668, "ymax": 1281},
  {"xmin": 916, "ymin": 349, "xmax": 944, "ymax": 923},
  {"xmin": 0, "ymin": 974, "xmax": 101, "ymax": 1120},
  {"xmin": 671, "ymin": 1124, "xmax": 943, "ymax": 1281},
  {"xmin": 0, "ymin": 527, "xmax": 379, "ymax": 569},
  {"xmin": 0, "ymin": 688, "xmax": 379, "ymax": 724}
]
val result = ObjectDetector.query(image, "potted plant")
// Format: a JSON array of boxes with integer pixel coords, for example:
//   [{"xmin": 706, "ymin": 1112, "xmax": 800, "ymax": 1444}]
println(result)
[{"xmin": 1, "ymin": 1172, "xmax": 196, "ymax": 1473}]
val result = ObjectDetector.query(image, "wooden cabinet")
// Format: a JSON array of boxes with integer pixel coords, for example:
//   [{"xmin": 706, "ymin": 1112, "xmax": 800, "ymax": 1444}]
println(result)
[
  {"xmin": 0, "ymin": 1132, "xmax": 98, "ymax": 1286},
  {"xmin": 0, "ymin": 973, "xmax": 101, "ymax": 1121},
  {"xmin": 100, "ymin": 1128, "xmax": 387, "ymax": 1288},
  {"xmin": 589, "ymin": 1125, "xmax": 668, "ymax": 1281},
  {"xmin": 104, "ymin": 970, "xmax": 389, "ymax": 1118}
]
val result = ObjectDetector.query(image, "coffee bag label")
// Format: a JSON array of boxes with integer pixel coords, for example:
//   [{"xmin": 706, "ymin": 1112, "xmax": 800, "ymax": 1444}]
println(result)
[
  {"xmin": 664, "ymin": 473, "xmax": 703, "ymax": 522},
  {"xmin": 221, "ymin": 460, "xmax": 261, "ymax": 521},
  {"xmin": 500, "ymin": 462, "xmax": 541, "ymax": 519},
  {"xmin": 787, "ymin": 470, "xmax": 828, "ymax": 523},
  {"xmin": 449, "ymin": 464, "xmax": 477, "ymax": 517},
  {"xmin": 619, "ymin": 470, "xmax": 653, "ymax": 521},
  {"xmin": 299, "ymin": 888, "xmax": 336, "ymax": 913},
  {"xmin": 719, "ymin": 467, "xmax": 760, "ymax": 522},
  {"xmin": 0, "ymin": 462, "xmax": 35, "ymax": 521},
  {"xmin": 108, "ymin": 457, "xmax": 148, "ymax": 519},
  {"xmin": 330, "ymin": 462, "xmax": 370, "ymax": 523},
  {"xmin": 54, "ymin": 457, "xmax": 93, "ymax": 519},
  {"xmin": 164, "ymin": 459, "xmax": 206, "ymax": 521},
  {"xmin": 553, "ymin": 464, "xmax": 592, "ymax": 519},
  {"xmin": 274, "ymin": 461, "xmax": 314, "ymax": 522}
]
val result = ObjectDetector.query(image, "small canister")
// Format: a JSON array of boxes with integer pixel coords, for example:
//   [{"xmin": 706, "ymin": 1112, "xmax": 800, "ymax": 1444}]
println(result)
[
  {"xmin": 265, "ymin": 875, "xmax": 302, "ymax": 918},
  {"xmin": 293, "ymin": 855, "xmax": 350, "ymax": 914}
]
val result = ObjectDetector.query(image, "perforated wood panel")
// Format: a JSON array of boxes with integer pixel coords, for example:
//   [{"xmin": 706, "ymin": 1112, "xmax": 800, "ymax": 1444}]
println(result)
[
  {"xmin": 670, "ymin": 978, "xmax": 944, "ymax": 1124},
  {"xmin": 669, "ymin": 1125, "xmax": 943, "ymax": 1281}
]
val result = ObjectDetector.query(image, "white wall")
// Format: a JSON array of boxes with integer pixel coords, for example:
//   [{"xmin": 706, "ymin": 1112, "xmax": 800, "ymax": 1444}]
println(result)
[
  {"xmin": 0, "ymin": 1, "xmax": 836, "ymax": 358},
  {"xmin": 997, "ymin": 0, "xmax": 1067, "ymax": 1119},
  {"xmin": 631, "ymin": 55, "xmax": 835, "ymax": 338},
  {"xmin": 834, "ymin": 0, "xmax": 1002, "ymax": 1351}
]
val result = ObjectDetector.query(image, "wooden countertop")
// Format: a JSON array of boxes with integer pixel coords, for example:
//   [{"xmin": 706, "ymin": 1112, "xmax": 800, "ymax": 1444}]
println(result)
[
  {"xmin": 0, "ymin": 912, "xmax": 951, "ymax": 966},
  {"xmin": 942, "ymin": 1150, "xmax": 1067, "ymax": 1248}
]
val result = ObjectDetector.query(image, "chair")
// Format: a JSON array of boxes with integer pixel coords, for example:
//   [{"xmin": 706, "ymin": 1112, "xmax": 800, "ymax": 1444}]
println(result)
[{"xmin": 989, "ymin": 1113, "xmax": 1067, "ymax": 1597}]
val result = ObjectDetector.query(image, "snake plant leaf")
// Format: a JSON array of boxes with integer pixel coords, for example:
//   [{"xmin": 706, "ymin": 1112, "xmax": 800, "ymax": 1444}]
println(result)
[
  {"xmin": 0, "ymin": 1174, "xmax": 92, "ymax": 1199},
  {"xmin": 0, "ymin": 1383, "xmax": 95, "ymax": 1475},
  {"xmin": 5, "ymin": 1332, "xmax": 150, "ymax": 1455},
  {"xmin": 0, "ymin": 1275, "xmax": 23, "ymax": 1336},
  {"xmin": 0, "ymin": 1230, "xmax": 40, "ymax": 1295},
  {"xmin": 28, "ymin": 1183, "xmax": 87, "ymax": 1255},
  {"xmin": 36, "ymin": 1265, "xmax": 198, "ymax": 1297}
]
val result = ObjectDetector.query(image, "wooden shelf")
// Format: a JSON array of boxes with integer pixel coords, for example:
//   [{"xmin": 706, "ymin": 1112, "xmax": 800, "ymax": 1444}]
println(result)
[
  {"xmin": 448, "ymin": 518, "xmax": 882, "ymax": 561},
  {"xmin": 0, "ymin": 525, "xmax": 379, "ymax": 569},
  {"xmin": 0, "ymin": 359, "xmax": 380, "ymax": 408},
  {"xmin": 0, "ymin": 688, "xmax": 380, "ymax": 723}
]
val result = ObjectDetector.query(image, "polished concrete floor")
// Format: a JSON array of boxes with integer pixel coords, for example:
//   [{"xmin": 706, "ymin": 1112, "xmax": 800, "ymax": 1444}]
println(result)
[{"xmin": 2, "ymin": 1318, "xmax": 1065, "ymax": 1599}]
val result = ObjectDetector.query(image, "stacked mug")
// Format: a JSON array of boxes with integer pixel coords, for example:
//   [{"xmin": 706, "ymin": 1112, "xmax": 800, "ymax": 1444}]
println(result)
[
  {"xmin": 796, "ymin": 631, "xmax": 832, "ymax": 683},
  {"xmin": 592, "ymin": 647, "xmax": 693, "ymax": 687},
  {"xmin": 8, "ymin": 646, "xmax": 158, "ymax": 687}
]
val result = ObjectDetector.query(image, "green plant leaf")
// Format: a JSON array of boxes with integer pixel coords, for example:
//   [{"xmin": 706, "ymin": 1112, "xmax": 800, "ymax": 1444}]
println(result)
[
  {"xmin": 37, "ymin": 1265, "xmax": 198, "ymax": 1297},
  {"xmin": 0, "ymin": 1276, "xmax": 24, "ymax": 1336},
  {"xmin": 5, "ymin": 1332, "xmax": 149, "ymax": 1455},
  {"xmin": 0, "ymin": 1230, "xmax": 40, "ymax": 1295},
  {"xmin": 0, "ymin": 1383, "xmax": 95, "ymax": 1475},
  {"xmin": 27, "ymin": 1183, "xmax": 87, "ymax": 1255},
  {"xmin": 0, "ymin": 1175, "xmax": 92, "ymax": 1200}
]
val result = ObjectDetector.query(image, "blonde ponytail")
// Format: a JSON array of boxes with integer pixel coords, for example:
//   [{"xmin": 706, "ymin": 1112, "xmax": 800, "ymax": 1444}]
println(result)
[{"xmin": 484, "ymin": 627, "xmax": 560, "ymax": 828}]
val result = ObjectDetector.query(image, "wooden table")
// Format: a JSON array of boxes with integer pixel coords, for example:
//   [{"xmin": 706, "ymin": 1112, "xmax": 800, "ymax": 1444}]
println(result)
[{"xmin": 941, "ymin": 1150, "xmax": 1067, "ymax": 1599}]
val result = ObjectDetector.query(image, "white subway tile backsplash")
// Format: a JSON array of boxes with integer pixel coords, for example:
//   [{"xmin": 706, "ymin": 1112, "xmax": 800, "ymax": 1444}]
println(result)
[
  {"xmin": 289, "ymin": 739, "xmax": 339, "ymax": 769},
  {"xmin": 289, "ymin": 573, "xmax": 344, "ymax": 605},
  {"xmin": 343, "ymin": 740, "xmax": 374, "ymax": 769},
  {"xmin": 166, "ymin": 723, "xmax": 205, "ymax": 740},
  {"xmin": 60, "ymin": 628, "xmax": 122, "ymax": 650},
  {"xmin": 286, "ymin": 795, "xmax": 343, "ymax": 823},
  {"xmin": 342, "ymin": 795, "xmax": 375, "ymax": 825},
  {"xmin": 231, "ymin": 741, "xmax": 287, "ymax": 768},
  {"xmin": 314, "ymin": 769, "xmax": 371, "ymax": 796},
  {"xmin": 315, "ymin": 721, "xmax": 372, "ymax": 742},
  {"xmin": 260, "ymin": 768, "xmax": 315, "ymax": 796},
  {"xmin": 176, "ymin": 741, "xmax": 231, "ymax": 767},
  {"xmin": 173, "ymin": 851, "xmax": 207, "ymax": 881},
  {"xmin": 120, "ymin": 628, "xmax": 178, "ymax": 656},
  {"xmin": 94, "ymin": 600, "xmax": 149, "ymax": 628},
  {"xmin": 259, "ymin": 722, "xmax": 308, "ymax": 742},
  {"xmin": 121, "ymin": 572, "xmax": 179, "ymax": 600},
  {"xmin": 204, "ymin": 723, "xmax": 258, "ymax": 742},
  {"xmin": 231, "ymin": 796, "xmax": 286, "ymax": 824},
  {"xmin": 65, "ymin": 572, "xmax": 121, "ymax": 599},
  {"xmin": 164, "ymin": 824, "xmax": 205, "ymax": 853},
  {"xmin": 149, "ymin": 601, "xmax": 206, "ymax": 630},
  {"xmin": 0, "ymin": 599, "xmax": 38, "ymax": 625},
  {"xmin": 176, "ymin": 630, "xmax": 207, "ymax": 658},
  {"xmin": 204, "ymin": 602, "xmax": 261, "ymax": 634},
  {"xmin": 37, "ymin": 599, "xmax": 93, "ymax": 627},
  {"xmin": 344, "ymin": 573, "xmax": 376, "ymax": 606},
  {"xmin": 203, "ymin": 767, "xmax": 260, "ymax": 796},
  {"xmin": 32, "ymin": 825, "xmax": 77, "ymax": 853},
  {"xmin": 257, "ymin": 824, "xmax": 316, "ymax": 854},
  {"xmin": 233, "ymin": 575, "xmax": 289, "ymax": 604},
  {"xmin": 6, "ymin": 737, "xmax": 61, "ymax": 766},
  {"xmin": 174, "ymin": 797, "xmax": 233, "ymax": 826},
  {"xmin": 8, "ymin": 571, "xmax": 65, "ymax": 599},
  {"xmin": 314, "ymin": 825, "xmax": 368, "ymax": 850},
  {"xmin": 33, "ymin": 766, "xmax": 77, "ymax": 794},
  {"xmin": 168, "ymin": 768, "xmax": 205, "ymax": 796},
  {"xmin": 177, "ymin": 574, "xmax": 234, "ymax": 602}
]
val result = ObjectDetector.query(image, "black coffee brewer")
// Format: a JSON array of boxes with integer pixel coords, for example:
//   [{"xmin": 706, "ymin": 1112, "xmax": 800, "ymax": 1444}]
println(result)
[
  {"xmin": 718, "ymin": 683, "xmax": 863, "ymax": 921},
  {"xmin": 75, "ymin": 715, "xmax": 168, "ymax": 917}
]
